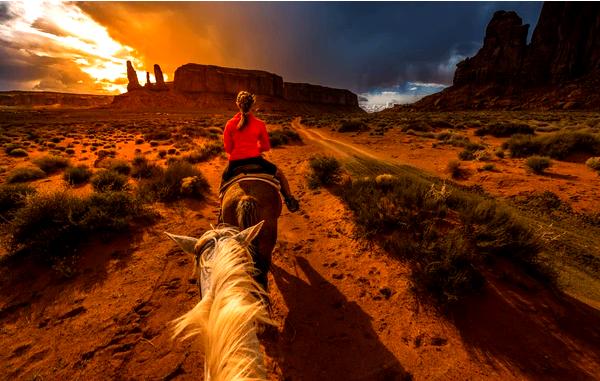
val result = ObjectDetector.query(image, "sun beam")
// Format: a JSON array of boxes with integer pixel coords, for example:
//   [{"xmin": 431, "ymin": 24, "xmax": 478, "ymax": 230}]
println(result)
[{"xmin": 1, "ymin": 0, "xmax": 145, "ymax": 93}]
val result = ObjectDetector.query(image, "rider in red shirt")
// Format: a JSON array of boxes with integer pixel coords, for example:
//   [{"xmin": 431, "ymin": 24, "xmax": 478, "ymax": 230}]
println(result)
[{"xmin": 221, "ymin": 91, "xmax": 299, "ymax": 212}]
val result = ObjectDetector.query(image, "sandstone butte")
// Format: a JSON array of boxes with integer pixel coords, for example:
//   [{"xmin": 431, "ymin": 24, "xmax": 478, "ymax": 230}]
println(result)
[
  {"xmin": 409, "ymin": 2, "xmax": 600, "ymax": 111},
  {"xmin": 112, "ymin": 62, "xmax": 361, "ymax": 112}
]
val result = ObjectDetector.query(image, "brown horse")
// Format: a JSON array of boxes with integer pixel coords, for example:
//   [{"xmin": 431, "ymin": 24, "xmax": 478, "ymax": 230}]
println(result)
[{"xmin": 220, "ymin": 178, "xmax": 282, "ymax": 292}]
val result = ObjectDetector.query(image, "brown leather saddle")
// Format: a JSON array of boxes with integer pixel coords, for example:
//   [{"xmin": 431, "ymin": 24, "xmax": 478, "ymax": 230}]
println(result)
[{"xmin": 219, "ymin": 164, "xmax": 280, "ymax": 199}]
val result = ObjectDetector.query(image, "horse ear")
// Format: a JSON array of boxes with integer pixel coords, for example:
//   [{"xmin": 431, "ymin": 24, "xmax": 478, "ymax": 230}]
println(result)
[
  {"xmin": 236, "ymin": 220, "xmax": 265, "ymax": 244},
  {"xmin": 165, "ymin": 232, "xmax": 198, "ymax": 254}
]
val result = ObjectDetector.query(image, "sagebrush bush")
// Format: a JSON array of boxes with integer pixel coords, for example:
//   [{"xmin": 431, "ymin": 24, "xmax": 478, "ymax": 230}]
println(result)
[
  {"xmin": 4, "ymin": 143, "xmax": 22, "ymax": 154},
  {"xmin": 526, "ymin": 156, "xmax": 552, "ymax": 174},
  {"xmin": 7, "ymin": 167, "xmax": 46, "ymax": 183},
  {"xmin": 107, "ymin": 160, "xmax": 131, "ymax": 175},
  {"xmin": 8, "ymin": 148, "xmax": 28, "ymax": 157},
  {"xmin": 144, "ymin": 130, "xmax": 171, "ymax": 141},
  {"xmin": 138, "ymin": 161, "xmax": 209, "ymax": 202},
  {"xmin": 504, "ymin": 131, "xmax": 600, "ymax": 159},
  {"xmin": 33, "ymin": 155, "xmax": 70, "ymax": 173},
  {"xmin": 64, "ymin": 165, "xmax": 92, "ymax": 185},
  {"xmin": 446, "ymin": 160, "xmax": 464, "ymax": 179},
  {"xmin": 339, "ymin": 171, "xmax": 547, "ymax": 305},
  {"xmin": 91, "ymin": 170, "xmax": 128, "ymax": 192},
  {"xmin": 338, "ymin": 119, "xmax": 368, "ymax": 133},
  {"xmin": 131, "ymin": 155, "xmax": 162, "ymax": 179},
  {"xmin": 8, "ymin": 191, "xmax": 157, "ymax": 258},
  {"xmin": 269, "ymin": 128, "xmax": 302, "ymax": 147},
  {"xmin": 475, "ymin": 123, "xmax": 534, "ymax": 137},
  {"xmin": 480, "ymin": 163, "xmax": 495, "ymax": 171},
  {"xmin": 586, "ymin": 157, "xmax": 600, "ymax": 172},
  {"xmin": 183, "ymin": 141, "xmax": 223, "ymax": 163},
  {"xmin": 458, "ymin": 142, "xmax": 485, "ymax": 161},
  {"xmin": 0, "ymin": 184, "xmax": 36, "ymax": 218},
  {"xmin": 307, "ymin": 155, "xmax": 342, "ymax": 189}
]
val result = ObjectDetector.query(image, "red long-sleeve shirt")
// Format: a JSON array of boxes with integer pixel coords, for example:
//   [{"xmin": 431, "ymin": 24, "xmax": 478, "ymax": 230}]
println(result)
[{"xmin": 223, "ymin": 112, "xmax": 271, "ymax": 161}]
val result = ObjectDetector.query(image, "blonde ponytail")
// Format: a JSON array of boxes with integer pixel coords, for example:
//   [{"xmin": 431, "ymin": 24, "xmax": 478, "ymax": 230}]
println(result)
[{"xmin": 236, "ymin": 91, "xmax": 255, "ymax": 130}]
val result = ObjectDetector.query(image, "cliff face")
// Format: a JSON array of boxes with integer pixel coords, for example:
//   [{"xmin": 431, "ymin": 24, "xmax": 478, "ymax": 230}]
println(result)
[
  {"xmin": 454, "ymin": 11, "xmax": 529, "ymax": 86},
  {"xmin": 523, "ymin": 2, "xmax": 600, "ymax": 85},
  {"xmin": 283, "ymin": 82, "xmax": 359, "ymax": 107},
  {"xmin": 173, "ymin": 64, "xmax": 284, "ymax": 97},
  {"xmin": 0, "ymin": 91, "xmax": 113, "ymax": 108},
  {"xmin": 416, "ymin": 2, "xmax": 600, "ymax": 110}
]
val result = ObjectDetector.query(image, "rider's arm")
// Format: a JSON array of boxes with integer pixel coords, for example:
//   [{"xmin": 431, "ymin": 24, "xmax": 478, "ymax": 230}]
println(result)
[{"xmin": 258, "ymin": 121, "xmax": 271, "ymax": 153}]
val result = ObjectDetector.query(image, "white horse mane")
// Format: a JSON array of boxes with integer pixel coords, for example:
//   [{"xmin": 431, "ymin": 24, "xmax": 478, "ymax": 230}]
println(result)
[{"xmin": 168, "ymin": 224, "xmax": 273, "ymax": 381}]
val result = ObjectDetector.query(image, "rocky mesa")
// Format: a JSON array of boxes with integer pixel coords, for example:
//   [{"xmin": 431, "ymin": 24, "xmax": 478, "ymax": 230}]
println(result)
[
  {"xmin": 0, "ymin": 91, "xmax": 113, "ymax": 108},
  {"xmin": 112, "ymin": 62, "xmax": 360, "ymax": 112},
  {"xmin": 412, "ymin": 2, "xmax": 600, "ymax": 110}
]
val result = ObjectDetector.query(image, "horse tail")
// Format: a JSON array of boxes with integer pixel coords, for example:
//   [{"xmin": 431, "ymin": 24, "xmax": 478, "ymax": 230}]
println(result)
[
  {"xmin": 172, "ymin": 238, "xmax": 272, "ymax": 380},
  {"xmin": 236, "ymin": 195, "xmax": 258, "ymax": 231}
]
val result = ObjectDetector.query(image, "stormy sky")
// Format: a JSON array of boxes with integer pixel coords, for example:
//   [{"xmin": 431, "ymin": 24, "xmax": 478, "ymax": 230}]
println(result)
[{"xmin": 0, "ymin": 1, "xmax": 543, "ymax": 105}]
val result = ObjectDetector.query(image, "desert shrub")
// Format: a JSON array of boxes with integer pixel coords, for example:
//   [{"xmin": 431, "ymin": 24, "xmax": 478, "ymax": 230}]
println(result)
[
  {"xmin": 338, "ymin": 119, "xmax": 368, "ymax": 133},
  {"xmin": 480, "ymin": 163, "xmax": 495, "ymax": 171},
  {"xmin": 183, "ymin": 141, "xmax": 223, "ymax": 163},
  {"xmin": 7, "ymin": 167, "xmax": 46, "ymax": 183},
  {"xmin": 144, "ymin": 130, "xmax": 171, "ymax": 141},
  {"xmin": 8, "ymin": 191, "xmax": 157, "ymax": 259},
  {"xmin": 504, "ymin": 131, "xmax": 600, "ymax": 159},
  {"xmin": 459, "ymin": 200, "xmax": 541, "ymax": 268},
  {"xmin": 447, "ymin": 160, "xmax": 464, "ymax": 179},
  {"xmin": 4, "ymin": 143, "xmax": 22, "ymax": 154},
  {"xmin": 91, "ymin": 170, "xmax": 128, "ymax": 192},
  {"xmin": 64, "ymin": 165, "xmax": 92, "ymax": 185},
  {"xmin": 494, "ymin": 148, "xmax": 505, "ymax": 158},
  {"xmin": 410, "ymin": 230, "xmax": 484, "ymax": 304},
  {"xmin": 8, "ymin": 148, "xmax": 28, "ymax": 157},
  {"xmin": 526, "ymin": 156, "xmax": 552, "ymax": 174},
  {"xmin": 158, "ymin": 150, "xmax": 167, "ymax": 158},
  {"xmin": 475, "ymin": 123, "xmax": 534, "ymax": 137},
  {"xmin": 0, "ymin": 184, "xmax": 36, "ymax": 218},
  {"xmin": 135, "ymin": 138, "xmax": 144, "ymax": 144},
  {"xmin": 32, "ymin": 155, "xmax": 70, "ymax": 173},
  {"xmin": 65, "ymin": 148, "xmax": 76, "ymax": 155},
  {"xmin": 269, "ymin": 128, "xmax": 302, "ymax": 147},
  {"xmin": 307, "ymin": 155, "xmax": 342, "ymax": 189},
  {"xmin": 339, "ymin": 171, "xmax": 546, "ymax": 305},
  {"xmin": 401, "ymin": 121, "xmax": 430, "ymax": 132},
  {"xmin": 458, "ymin": 143, "xmax": 484, "ymax": 161},
  {"xmin": 106, "ymin": 160, "xmax": 131, "ymax": 175},
  {"xmin": 131, "ymin": 155, "xmax": 162, "ymax": 179},
  {"xmin": 586, "ymin": 157, "xmax": 600, "ymax": 172},
  {"xmin": 138, "ymin": 161, "xmax": 209, "ymax": 202}
]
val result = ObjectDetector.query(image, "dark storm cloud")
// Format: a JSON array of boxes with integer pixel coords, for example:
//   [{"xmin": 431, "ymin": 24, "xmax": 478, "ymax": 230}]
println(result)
[{"xmin": 236, "ymin": 2, "xmax": 543, "ymax": 91}]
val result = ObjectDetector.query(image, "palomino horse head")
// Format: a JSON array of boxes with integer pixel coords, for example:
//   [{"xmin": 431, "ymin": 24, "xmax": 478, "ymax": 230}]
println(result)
[{"xmin": 166, "ymin": 221, "xmax": 273, "ymax": 381}]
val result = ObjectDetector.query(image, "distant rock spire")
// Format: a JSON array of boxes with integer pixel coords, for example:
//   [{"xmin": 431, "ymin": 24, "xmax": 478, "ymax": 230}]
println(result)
[
  {"xmin": 126, "ymin": 60, "xmax": 142, "ymax": 92},
  {"xmin": 145, "ymin": 71, "xmax": 152, "ymax": 88},
  {"xmin": 154, "ymin": 64, "xmax": 167, "ymax": 90}
]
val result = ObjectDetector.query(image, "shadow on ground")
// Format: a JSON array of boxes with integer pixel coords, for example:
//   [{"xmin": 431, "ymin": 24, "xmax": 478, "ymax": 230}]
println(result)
[
  {"xmin": 451, "ymin": 270, "xmax": 600, "ymax": 381},
  {"xmin": 267, "ymin": 257, "xmax": 411, "ymax": 381},
  {"xmin": 0, "ymin": 230, "xmax": 145, "ymax": 324}
]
